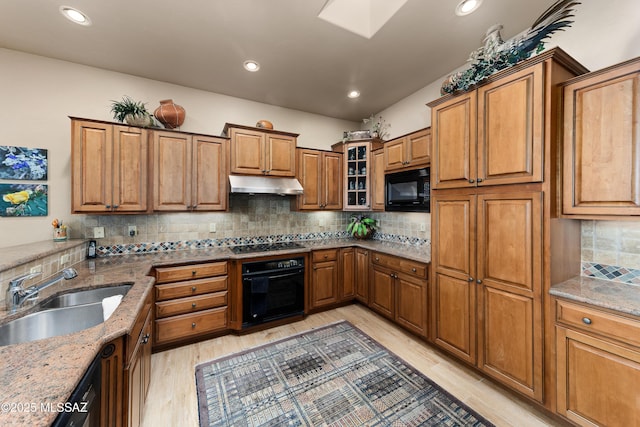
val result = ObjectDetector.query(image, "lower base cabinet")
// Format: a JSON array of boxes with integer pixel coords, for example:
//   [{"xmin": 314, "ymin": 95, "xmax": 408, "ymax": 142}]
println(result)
[
  {"xmin": 555, "ymin": 298, "xmax": 640, "ymax": 426},
  {"xmin": 125, "ymin": 308, "xmax": 152, "ymax": 427}
]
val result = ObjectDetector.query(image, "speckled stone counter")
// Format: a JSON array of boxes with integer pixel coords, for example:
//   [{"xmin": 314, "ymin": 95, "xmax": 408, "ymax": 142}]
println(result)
[
  {"xmin": 550, "ymin": 276, "xmax": 640, "ymax": 317},
  {"xmin": 0, "ymin": 238, "xmax": 428, "ymax": 426}
]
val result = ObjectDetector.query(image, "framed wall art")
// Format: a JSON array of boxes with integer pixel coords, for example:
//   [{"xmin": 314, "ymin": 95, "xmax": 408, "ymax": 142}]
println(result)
[
  {"xmin": 0, "ymin": 145, "xmax": 48, "ymax": 181},
  {"xmin": 0, "ymin": 183, "xmax": 48, "ymax": 216}
]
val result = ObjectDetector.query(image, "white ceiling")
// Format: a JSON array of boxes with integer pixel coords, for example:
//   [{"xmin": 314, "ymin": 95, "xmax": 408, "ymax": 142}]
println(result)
[{"xmin": 0, "ymin": 0, "xmax": 559, "ymax": 121}]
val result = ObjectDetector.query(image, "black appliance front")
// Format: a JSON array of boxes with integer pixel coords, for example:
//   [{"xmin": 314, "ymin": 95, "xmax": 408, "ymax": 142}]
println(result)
[
  {"xmin": 385, "ymin": 167, "xmax": 430, "ymax": 212},
  {"xmin": 242, "ymin": 257, "xmax": 305, "ymax": 328},
  {"xmin": 52, "ymin": 351, "xmax": 101, "ymax": 427}
]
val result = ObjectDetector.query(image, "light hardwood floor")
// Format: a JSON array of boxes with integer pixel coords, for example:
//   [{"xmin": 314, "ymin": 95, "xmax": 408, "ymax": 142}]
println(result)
[{"xmin": 141, "ymin": 305, "xmax": 565, "ymax": 427}]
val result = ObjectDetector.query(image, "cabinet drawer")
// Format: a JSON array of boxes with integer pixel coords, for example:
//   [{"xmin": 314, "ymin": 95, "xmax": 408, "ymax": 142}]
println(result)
[
  {"xmin": 371, "ymin": 252, "xmax": 427, "ymax": 278},
  {"xmin": 154, "ymin": 307, "xmax": 227, "ymax": 344},
  {"xmin": 312, "ymin": 249, "xmax": 338, "ymax": 262},
  {"xmin": 154, "ymin": 261, "xmax": 227, "ymax": 284},
  {"xmin": 556, "ymin": 299, "xmax": 640, "ymax": 347},
  {"xmin": 155, "ymin": 292, "xmax": 227, "ymax": 319},
  {"xmin": 155, "ymin": 276, "xmax": 227, "ymax": 301}
]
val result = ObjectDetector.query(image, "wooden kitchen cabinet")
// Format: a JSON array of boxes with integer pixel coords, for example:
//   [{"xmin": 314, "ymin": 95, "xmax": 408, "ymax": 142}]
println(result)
[
  {"xmin": 332, "ymin": 138, "xmax": 384, "ymax": 211},
  {"xmin": 555, "ymin": 298, "xmax": 640, "ymax": 426},
  {"xmin": 152, "ymin": 131, "xmax": 227, "ymax": 211},
  {"xmin": 383, "ymin": 128, "xmax": 431, "ymax": 172},
  {"xmin": 340, "ymin": 247, "xmax": 355, "ymax": 301},
  {"xmin": 431, "ymin": 190, "xmax": 544, "ymax": 400},
  {"xmin": 153, "ymin": 261, "xmax": 228, "ymax": 350},
  {"xmin": 294, "ymin": 148, "xmax": 342, "ymax": 210},
  {"xmin": 355, "ymin": 248, "xmax": 370, "ymax": 304},
  {"xmin": 125, "ymin": 294, "xmax": 152, "ymax": 427},
  {"xmin": 370, "ymin": 252, "xmax": 428, "ymax": 337},
  {"xmin": 71, "ymin": 118, "xmax": 148, "ymax": 213},
  {"xmin": 562, "ymin": 57, "xmax": 640, "ymax": 218},
  {"xmin": 100, "ymin": 339, "xmax": 124, "ymax": 427},
  {"xmin": 371, "ymin": 148, "xmax": 385, "ymax": 211},
  {"xmin": 310, "ymin": 249, "xmax": 339, "ymax": 309},
  {"xmin": 224, "ymin": 123, "xmax": 297, "ymax": 177}
]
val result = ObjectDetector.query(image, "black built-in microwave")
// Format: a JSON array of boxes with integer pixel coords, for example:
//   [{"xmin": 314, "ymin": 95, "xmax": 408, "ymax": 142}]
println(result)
[{"xmin": 385, "ymin": 167, "xmax": 430, "ymax": 212}]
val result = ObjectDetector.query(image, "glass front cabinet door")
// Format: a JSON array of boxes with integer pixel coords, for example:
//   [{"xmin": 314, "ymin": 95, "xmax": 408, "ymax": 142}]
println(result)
[{"xmin": 341, "ymin": 140, "xmax": 383, "ymax": 211}]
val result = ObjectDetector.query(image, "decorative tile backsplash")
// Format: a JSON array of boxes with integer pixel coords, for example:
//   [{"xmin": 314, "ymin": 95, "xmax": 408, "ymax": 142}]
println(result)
[
  {"xmin": 581, "ymin": 220, "xmax": 640, "ymax": 270},
  {"xmin": 582, "ymin": 262, "xmax": 640, "ymax": 286}
]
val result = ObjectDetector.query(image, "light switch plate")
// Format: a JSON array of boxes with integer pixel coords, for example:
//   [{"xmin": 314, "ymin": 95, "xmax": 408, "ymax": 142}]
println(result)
[
  {"xmin": 60, "ymin": 254, "xmax": 70, "ymax": 265},
  {"xmin": 209, "ymin": 223, "xmax": 216, "ymax": 233},
  {"xmin": 93, "ymin": 227, "xmax": 105, "ymax": 238}
]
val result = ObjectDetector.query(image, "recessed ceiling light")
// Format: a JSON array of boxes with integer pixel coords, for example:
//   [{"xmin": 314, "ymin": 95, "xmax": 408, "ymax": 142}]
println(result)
[
  {"xmin": 60, "ymin": 6, "xmax": 91, "ymax": 25},
  {"xmin": 455, "ymin": 0, "xmax": 483, "ymax": 16},
  {"xmin": 347, "ymin": 90, "xmax": 361, "ymax": 99},
  {"xmin": 243, "ymin": 60, "xmax": 260, "ymax": 72}
]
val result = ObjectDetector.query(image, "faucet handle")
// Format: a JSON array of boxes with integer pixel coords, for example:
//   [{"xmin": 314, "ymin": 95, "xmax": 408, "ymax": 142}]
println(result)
[{"xmin": 9, "ymin": 272, "xmax": 42, "ymax": 288}]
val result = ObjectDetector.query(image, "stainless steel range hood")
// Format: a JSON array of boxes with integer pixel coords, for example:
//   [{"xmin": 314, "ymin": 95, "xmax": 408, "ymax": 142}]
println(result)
[{"xmin": 229, "ymin": 175, "xmax": 304, "ymax": 195}]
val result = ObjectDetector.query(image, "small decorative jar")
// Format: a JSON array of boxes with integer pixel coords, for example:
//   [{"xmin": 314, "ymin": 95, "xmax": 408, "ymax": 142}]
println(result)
[
  {"xmin": 53, "ymin": 227, "xmax": 67, "ymax": 242},
  {"xmin": 154, "ymin": 99, "xmax": 186, "ymax": 129}
]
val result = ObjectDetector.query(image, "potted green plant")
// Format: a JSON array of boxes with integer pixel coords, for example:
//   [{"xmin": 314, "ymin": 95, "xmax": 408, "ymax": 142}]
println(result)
[
  {"xmin": 110, "ymin": 96, "xmax": 154, "ymax": 127},
  {"xmin": 347, "ymin": 214, "xmax": 378, "ymax": 239}
]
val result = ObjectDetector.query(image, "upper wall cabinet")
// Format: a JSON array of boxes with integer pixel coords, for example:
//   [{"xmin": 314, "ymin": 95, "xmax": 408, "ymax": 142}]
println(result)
[
  {"xmin": 152, "ymin": 131, "xmax": 228, "ymax": 211},
  {"xmin": 224, "ymin": 123, "xmax": 297, "ymax": 177},
  {"xmin": 562, "ymin": 57, "xmax": 640, "ymax": 218},
  {"xmin": 71, "ymin": 118, "xmax": 148, "ymax": 213},
  {"xmin": 294, "ymin": 148, "xmax": 342, "ymax": 210},
  {"xmin": 430, "ymin": 63, "xmax": 545, "ymax": 189},
  {"xmin": 383, "ymin": 128, "xmax": 431, "ymax": 173}
]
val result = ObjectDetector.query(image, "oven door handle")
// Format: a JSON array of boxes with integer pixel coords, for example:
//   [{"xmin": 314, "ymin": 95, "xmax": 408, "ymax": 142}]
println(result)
[
  {"xmin": 243, "ymin": 268, "xmax": 304, "ymax": 279},
  {"xmin": 244, "ymin": 270, "xmax": 304, "ymax": 282}
]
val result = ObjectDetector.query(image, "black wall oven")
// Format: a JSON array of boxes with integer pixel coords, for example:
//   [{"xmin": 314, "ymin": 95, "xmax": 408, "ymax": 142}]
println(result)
[
  {"xmin": 242, "ymin": 257, "xmax": 305, "ymax": 328},
  {"xmin": 385, "ymin": 167, "xmax": 430, "ymax": 212}
]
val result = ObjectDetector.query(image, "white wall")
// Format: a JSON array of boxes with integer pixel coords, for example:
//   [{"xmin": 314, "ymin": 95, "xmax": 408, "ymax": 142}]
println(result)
[
  {"xmin": 377, "ymin": 0, "xmax": 640, "ymax": 138},
  {"xmin": 0, "ymin": 48, "xmax": 356, "ymax": 248}
]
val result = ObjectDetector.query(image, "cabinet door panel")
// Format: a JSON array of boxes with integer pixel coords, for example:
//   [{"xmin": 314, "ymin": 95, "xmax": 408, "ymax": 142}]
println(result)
[
  {"xmin": 311, "ymin": 261, "xmax": 338, "ymax": 308},
  {"xmin": 323, "ymin": 152, "xmax": 343, "ymax": 210},
  {"xmin": 267, "ymin": 134, "xmax": 296, "ymax": 176},
  {"xmin": 72, "ymin": 121, "xmax": 113, "ymax": 212},
  {"xmin": 384, "ymin": 138, "xmax": 406, "ymax": 171},
  {"xmin": 407, "ymin": 129, "xmax": 431, "ymax": 168},
  {"xmin": 432, "ymin": 92, "xmax": 476, "ymax": 189},
  {"xmin": 230, "ymin": 129, "xmax": 264, "ymax": 175},
  {"xmin": 396, "ymin": 274, "xmax": 427, "ymax": 337},
  {"xmin": 370, "ymin": 266, "xmax": 394, "ymax": 319},
  {"xmin": 477, "ymin": 63, "xmax": 543, "ymax": 185},
  {"xmin": 557, "ymin": 328, "xmax": 640, "ymax": 427},
  {"xmin": 340, "ymin": 248, "xmax": 355, "ymax": 301},
  {"xmin": 563, "ymin": 64, "xmax": 640, "ymax": 216},
  {"xmin": 433, "ymin": 272, "xmax": 476, "ymax": 363},
  {"xmin": 479, "ymin": 287, "xmax": 540, "ymax": 400},
  {"xmin": 371, "ymin": 149, "xmax": 385, "ymax": 211},
  {"xmin": 297, "ymin": 149, "xmax": 321, "ymax": 209},
  {"xmin": 355, "ymin": 249, "xmax": 369, "ymax": 304},
  {"xmin": 193, "ymin": 136, "xmax": 227, "ymax": 211},
  {"xmin": 113, "ymin": 126, "xmax": 147, "ymax": 212},
  {"xmin": 153, "ymin": 132, "xmax": 192, "ymax": 211},
  {"xmin": 431, "ymin": 194, "xmax": 475, "ymax": 278}
]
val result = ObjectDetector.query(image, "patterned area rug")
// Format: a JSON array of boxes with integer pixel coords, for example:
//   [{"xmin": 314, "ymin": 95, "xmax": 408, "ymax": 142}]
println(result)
[{"xmin": 195, "ymin": 321, "xmax": 494, "ymax": 426}]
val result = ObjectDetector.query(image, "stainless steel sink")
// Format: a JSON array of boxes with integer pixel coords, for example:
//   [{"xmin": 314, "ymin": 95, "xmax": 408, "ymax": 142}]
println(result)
[
  {"xmin": 0, "ymin": 303, "xmax": 105, "ymax": 346},
  {"xmin": 39, "ymin": 284, "xmax": 132, "ymax": 309},
  {"xmin": 0, "ymin": 284, "xmax": 132, "ymax": 347}
]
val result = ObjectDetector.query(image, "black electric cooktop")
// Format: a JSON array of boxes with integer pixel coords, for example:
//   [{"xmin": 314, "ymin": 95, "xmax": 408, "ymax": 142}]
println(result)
[{"xmin": 229, "ymin": 241, "xmax": 305, "ymax": 254}]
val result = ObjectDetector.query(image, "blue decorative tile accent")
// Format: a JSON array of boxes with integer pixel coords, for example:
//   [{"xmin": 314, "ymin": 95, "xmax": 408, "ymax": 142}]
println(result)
[
  {"xmin": 582, "ymin": 261, "xmax": 640, "ymax": 286},
  {"xmin": 96, "ymin": 231, "xmax": 428, "ymax": 257}
]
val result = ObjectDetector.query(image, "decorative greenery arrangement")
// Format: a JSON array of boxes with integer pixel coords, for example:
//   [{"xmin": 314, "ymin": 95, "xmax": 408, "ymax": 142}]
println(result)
[
  {"xmin": 347, "ymin": 214, "xmax": 378, "ymax": 239},
  {"xmin": 363, "ymin": 115, "xmax": 390, "ymax": 140},
  {"xmin": 110, "ymin": 96, "xmax": 153, "ymax": 126}
]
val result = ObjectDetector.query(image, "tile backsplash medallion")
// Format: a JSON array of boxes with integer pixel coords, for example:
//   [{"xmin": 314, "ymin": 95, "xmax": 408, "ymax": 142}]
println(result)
[{"xmin": 66, "ymin": 195, "xmax": 431, "ymax": 252}]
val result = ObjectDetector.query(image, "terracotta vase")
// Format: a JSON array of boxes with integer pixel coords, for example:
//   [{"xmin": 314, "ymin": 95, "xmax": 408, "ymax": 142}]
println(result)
[{"xmin": 154, "ymin": 99, "xmax": 186, "ymax": 129}]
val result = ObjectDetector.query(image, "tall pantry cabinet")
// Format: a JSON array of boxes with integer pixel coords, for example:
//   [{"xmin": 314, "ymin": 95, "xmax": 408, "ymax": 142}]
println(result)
[{"xmin": 428, "ymin": 48, "xmax": 587, "ymax": 408}]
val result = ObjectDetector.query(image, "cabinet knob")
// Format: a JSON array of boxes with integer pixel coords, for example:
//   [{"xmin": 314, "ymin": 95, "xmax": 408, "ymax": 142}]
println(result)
[
  {"xmin": 468, "ymin": 179, "xmax": 475, "ymax": 184},
  {"xmin": 313, "ymin": 266, "xmax": 317, "ymax": 270},
  {"xmin": 582, "ymin": 317, "xmax": 592, "ymax": 325},
  {"xmin": 142, "ymin": 333, "xmax": 150, "ymax": 344},
  {"xmin": 375, "ymin": 257, "xmax": 379, "ymax": 261},
  {"xmin": 477, "ymin": 178, "xmax": 483, "ymax": 183},
  {"xmin": 192, "ymin": 204, "xmax": 197, "ymax": 209},
  {"xmin": 476, "ymin": 279, "xmax": 482, "ymax": 284},
  {"xmin": 113, "ymin": 205, "xmax": 119, "ymax": 208},
  {"xmin": 389, "ymin": 273, "xmax": 394, "ymax": 278},
  {"xmin": 411, "ymin": 268, "xmax": 417, "ymax": 272},
  {"xmin": 192, "ymin": 302, "xmax": 197, "ymax": 308},
  {"xmin": 324, "ymin": 254, "xmax": 328, "ymax": 258},
  {"xmin": 105, "ymin": 204, "xmax": 111, "ymax": 209},
  {"xmin": 191, "ymin": 286, "xmax": 197, "ymax": 292},
  {"xmin": 192, "ymin": 322, "xmax": 196, "ymax": 329},
  {"xmin": 192, "ymin": 270, "xmax": 197, "ymax": 276},
  {"xmin": 468, "ymin": 277, "xmax": 474, "ymax": 282}
]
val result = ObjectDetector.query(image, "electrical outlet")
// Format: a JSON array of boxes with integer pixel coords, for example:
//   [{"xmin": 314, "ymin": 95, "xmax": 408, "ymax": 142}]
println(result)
[
  {"xmin": 93, "ymin": 227, "xmax": 105, "ymax": 239},
  {"xmin": 419, "ymin": 223, "xmax": 426, "ymax": 232},
  {"xmin": 60, "ymin": 254, "xmax": 70, "ymax": 265},
  {"xmin": 128, "ymin": 225, "xmax": 137, "ymax": 237},
  {"xmin": 209, "ymin": 223, "xmax": 216, "ymax": 233},
  {"xmin": 30, "ymin": 265, "xmax": 42, "ymax": 274}
]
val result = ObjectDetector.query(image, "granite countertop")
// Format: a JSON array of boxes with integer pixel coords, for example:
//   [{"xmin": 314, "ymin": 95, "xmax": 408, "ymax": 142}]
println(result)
[
  {"xmin": 550, "ymin": 275, "xmax": 640, "ymax": 318},
  {"xmin": 0, "ymin": 238, "xmax": 429, "ymax": 426}
]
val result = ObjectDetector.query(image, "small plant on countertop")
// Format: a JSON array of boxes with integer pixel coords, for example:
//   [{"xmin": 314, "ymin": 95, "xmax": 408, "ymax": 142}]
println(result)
[{"xmin": 347, "ymin": 214, "xmax": 378, "ymax": 239}]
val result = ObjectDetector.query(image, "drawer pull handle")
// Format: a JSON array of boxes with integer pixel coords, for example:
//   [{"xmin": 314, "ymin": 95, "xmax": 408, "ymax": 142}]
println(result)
[
  {"xmin": 191, "ymin": 286, "xmax": 197, "ymax": 292},
  {"xmin": 192, "ymin": 270, "xmax": 197, "ymax": 276},
  {"xmin": 582, "ymin": 317, "xmax": 592, "ymax": 325},
  {"xmin": 192, "ymin": 303, "xmax": 197, "ymax": 308},
  {"xmin": 192, "ymin": 322, "xmax": 196, "ymax": 329},
  {"xmin": 411, "ymin": 268, "xmax": 417, "ymax": 272},
  {"xmin": 324, "ymin": 254, "xmax": 328, "ymax": 258}
]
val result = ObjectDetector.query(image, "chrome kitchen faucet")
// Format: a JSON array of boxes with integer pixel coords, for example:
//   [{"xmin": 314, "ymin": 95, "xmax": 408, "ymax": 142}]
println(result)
[{"xmin": 5, "ymin": 267, "xmax": 78, "ymax": 312}]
